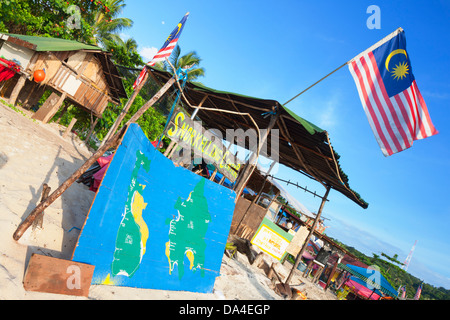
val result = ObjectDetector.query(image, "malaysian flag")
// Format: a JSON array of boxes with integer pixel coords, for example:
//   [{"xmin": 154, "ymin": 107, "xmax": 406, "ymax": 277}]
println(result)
[
  {"xmin": 348, "ymin": 28, "xmax": 438, "ymax": 156},
  {"xmin": 133, "ymin": 12, "xmax": 189, "ymax": 89},
  {"xmin": 398, "ymin": 285, "xmax": 407, "ymax": 299},
  {"xmin": 414, "ymin": 282, "xmax": 423, "ymax": 300}
]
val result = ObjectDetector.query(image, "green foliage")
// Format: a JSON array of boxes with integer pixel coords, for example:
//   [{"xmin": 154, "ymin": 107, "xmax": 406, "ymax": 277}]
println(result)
[
  {"xmin": 158, "ymin": 45, "xmax": 206, "ymax": 81},
  {"xmin": 0, "ymin": 0, "xmax": 108, "ymax": 43},
  {"xmin": 1, "ymin": 0, "xmax": 206, "ymax": 151},
  {"xmin": 90, "ymin": 0, "xmax": 133, "ymax": 47},
  {"xmin": 380, "ymin": 252, "xmax": 404, "ymax": 266},
  {"xmin": 105, "ymin": 37, "xmax": 143, "ymax": 68}
]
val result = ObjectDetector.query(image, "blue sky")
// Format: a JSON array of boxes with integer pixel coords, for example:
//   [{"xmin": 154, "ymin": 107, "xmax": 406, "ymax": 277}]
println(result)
[{"xmin": 120, "ymin": 0, "xmax": 450, "ymax": 289}]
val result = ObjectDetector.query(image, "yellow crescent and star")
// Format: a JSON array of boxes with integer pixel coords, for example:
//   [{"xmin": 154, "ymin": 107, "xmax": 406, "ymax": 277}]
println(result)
[
  {"xmin": 166, "ymin": 23, "xmax": 183, "ymax": 43},
  {"xmin": 385, "ymin": 49, "xmax": 410, "ymax": 81}
]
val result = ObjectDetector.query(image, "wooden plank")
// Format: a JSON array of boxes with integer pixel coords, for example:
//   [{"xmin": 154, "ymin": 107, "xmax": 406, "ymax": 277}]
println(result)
[
  {"xmin": 23, "ymin": 254, "xmax": 94, "ymax": 297},
  {"xmin": 63, "ymin": 117, "xmax": 77, "ymax": 138},
  {"xmin": 32, "ymin": 184, "xmax": 51, "ymax": 230},
  {"xmin": 5, "ymin": 35, "xmax": 36, "ymax": 50},
  {"xmin": 32, "ymin": 92, "xmax": 66, "ymax": 123}
]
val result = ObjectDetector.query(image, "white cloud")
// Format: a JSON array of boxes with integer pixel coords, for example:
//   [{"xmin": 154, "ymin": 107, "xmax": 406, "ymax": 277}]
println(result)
[
  {"xmin": 162, "ymin": 21, "xmax": 165, "ymax": 25},
  {"xmin": 139, "ymin": 46, "xmax": 158, "ymax": 62},
  {"xmin": 119, "ymin": 32, "xmax": 131, "ymax": 41},
  {"xmin": 318, "ymin": 93, "xmax": 340, "ymax": 128}
]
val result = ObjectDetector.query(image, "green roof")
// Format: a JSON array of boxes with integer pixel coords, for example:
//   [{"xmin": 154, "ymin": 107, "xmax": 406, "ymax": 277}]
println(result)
[
  {"xmin": 5, "ymin": 33, "xmax": 102, "ymax": 52},
  {"xmin": 150, "ymin": 67, "xmax": 368, "ymax": 209}
]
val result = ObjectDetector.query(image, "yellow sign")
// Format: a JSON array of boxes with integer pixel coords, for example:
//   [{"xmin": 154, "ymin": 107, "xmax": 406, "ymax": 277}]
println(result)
[
  {"xmin": 166, "ymin": 109, "xmax": 241, "ymax": 182},
  {"xmin": 251, "ymin": 225, "xmax": 291, "ymax": 260}
]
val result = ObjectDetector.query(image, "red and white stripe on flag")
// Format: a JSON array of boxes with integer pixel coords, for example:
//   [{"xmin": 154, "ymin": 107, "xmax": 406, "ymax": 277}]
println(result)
[
  {"xmin": 132, "ymin": 12, "xmax": 189, "ymax": 90},
  {"xmin": 132, "ymin": 38, "xmax": 180, "ymax": 89},
  {"xmin": 349, "ymin": 52, "xmax": 438, "ymax": 156},
  {"xmin": 148, "ymin": 39, "xmax": 178, "ymax": 66}
]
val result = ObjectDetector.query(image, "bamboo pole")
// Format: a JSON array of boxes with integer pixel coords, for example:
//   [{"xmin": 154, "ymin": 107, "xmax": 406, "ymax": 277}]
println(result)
[
  {"xmin": 13, "ymin": 76, "xmax": 176, "ymax": 241},
  {"xmin": 100, "ymin": 68, "xmax": 149, "ymax": 146},
  {"xmin": 84, "ymin": 117, "xmax": 99, "ymax": 147},
  {"xmin": 325, "ymin": 253, "xmax": 343, "ymax": 291},
  {"xmin": 283, "ymin": 63, "xmax": 348, "ymax": 106},
  {"xmin": 124, "ymin": 77, "xmax": 175, "ymax": 125},
  {"xmin": 235, "ymin": 160, "xmax": 276, "ymax": 233},
  {"xmin": 233, "ymin": 112, "xmax": 279, "ymax": 201},
  {"xmin": 284, "ymin": 185, "xmax": 331, "ymax": 285},
  {"xmin": 283, "ymin": 28, "xmax": 403, "ymax": 106}
]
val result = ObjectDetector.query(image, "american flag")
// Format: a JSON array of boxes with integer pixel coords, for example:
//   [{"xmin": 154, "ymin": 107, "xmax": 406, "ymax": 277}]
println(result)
[
  {"xmin": 133, "ymin": 12, "xmax": 189, "ymax": 89},
  {"xmin": 348, "ymin": 28, "xmax": 438, "ymax": 156},
  {"xmin": 414, "ymin": 282, "xmax": 423, "ymax": 300}
]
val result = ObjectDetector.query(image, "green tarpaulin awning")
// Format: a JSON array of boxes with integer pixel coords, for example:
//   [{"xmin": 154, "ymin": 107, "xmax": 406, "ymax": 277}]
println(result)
[{"xmin": 149, "ymin": 67, "xmax": 368, "ymax": 209}]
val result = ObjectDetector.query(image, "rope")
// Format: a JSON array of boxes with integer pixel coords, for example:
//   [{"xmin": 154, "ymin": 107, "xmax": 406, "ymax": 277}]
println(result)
[{"xmin": 156, "ymin": 66, "xmax": 191, "ymax": 146}]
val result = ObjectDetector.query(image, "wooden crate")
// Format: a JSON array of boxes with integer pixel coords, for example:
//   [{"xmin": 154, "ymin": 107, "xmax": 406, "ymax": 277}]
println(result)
[{"xmin": 23, "ymin": 254, "xmax": 95, "ymax": 297}]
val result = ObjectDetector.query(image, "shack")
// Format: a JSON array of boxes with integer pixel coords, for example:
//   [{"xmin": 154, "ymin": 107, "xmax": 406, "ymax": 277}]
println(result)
[
  {"xmin": 149, "ymin": 66, "xmax": 368, "ymax": 219},
  {"xmin": 0, "ymin": 33, "xmax": 127, "ymax": 123}
]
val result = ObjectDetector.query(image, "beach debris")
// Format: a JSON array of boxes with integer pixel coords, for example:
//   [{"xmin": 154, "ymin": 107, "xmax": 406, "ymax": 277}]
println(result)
[
  {"xmin": 227, "ymin": 234, "xmax": 257, "ymax": 264},
  {"xmin": 291, "ymin": 288, "xmax": 308, "ymax": 300},
  {"xmin": 31, "ymin": 183, "xmax": 51, "ymax": 231}
]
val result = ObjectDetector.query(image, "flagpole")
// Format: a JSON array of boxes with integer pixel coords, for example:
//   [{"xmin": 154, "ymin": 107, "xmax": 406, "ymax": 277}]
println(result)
[
  {"xmin": 283, "ymin": 62, "xmax": 349, "ymax": 105},
  {"xmin": 283, "ymin": 27, "xmax": 404, "ymax": 106},
  {"xmin": 100, "ymin": 67, "xmax": 150, "ymax": 146}
]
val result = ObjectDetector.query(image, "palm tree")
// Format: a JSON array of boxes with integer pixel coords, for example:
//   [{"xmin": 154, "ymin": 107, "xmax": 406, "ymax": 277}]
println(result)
[
  {"xmin": 105, "ymin": 36, "xmax": 144, "ymax": 69},
  {"xmin": 161, "ymin": 45, "xmax": 205, "ymax": 81},
  {"xmin": 91, "ymin": 0, "xmax": 133, "ymax": 48}
]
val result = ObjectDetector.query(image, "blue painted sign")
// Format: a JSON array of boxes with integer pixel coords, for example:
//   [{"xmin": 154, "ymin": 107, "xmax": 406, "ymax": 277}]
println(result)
[{"xmin": 72, "ymin": 124, "xmax": 236, "ymax": 293}]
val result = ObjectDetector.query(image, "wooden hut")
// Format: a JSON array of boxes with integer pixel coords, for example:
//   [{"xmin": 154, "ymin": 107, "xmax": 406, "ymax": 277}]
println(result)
[{"xmin": 0, "ymin": 33, "xmax": 127, "ymax": 123}]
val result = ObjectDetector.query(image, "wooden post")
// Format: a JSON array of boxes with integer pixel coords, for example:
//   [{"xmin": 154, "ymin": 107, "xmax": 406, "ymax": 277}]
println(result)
[
  {"xmin": 233, "ymin": 112, "xmax": 279, "ymax": 200},
  {"xmin": 84, "ymin": 117, "xmax": 99, "ymax": 146},
  {"xmin": 13, "ymin": 77, "xmax": 176, "ymax": 241},
  {"xmin": 32, "ymin": 92, "xmax": 67, "ymax": 123},
  {"xmin": 124, "ymin": 77, "xmax": 176, "ymax": 126},
  {"xmin": 325, "ymin": 253, "xmax": 343, "ymax": 291},
  {"xmin": 235, "ymin": 160, "xmax": 276, "ymax": 232},
  {"xmin": 8, "ymin": 74, "xmax": 27, "ymax": 106},
  {"xmin": 284, "ymin": 185, "xmax": 331, "ymax": 285},
  {"xmin": 12, "ymin": 127, "xmax": 126, "ymax": 241},
  {"xmin": 62, "ymin": 117, "xmax": 77, "ymax": 138},
  {"xmin": 267, "ymin": 190, "xmax": 281, "ymax": 210},
  {"xmin": 164, "ymin": 140, "xmax": 176, "ymax": 157},
  {"xmin": 56, "ymin": 103, "xmax": 69, "ymax": 124},
  {"xmin": 31, "ymin": 184, "xmax": 51, "ymax": 231},
  {"xmin": 100, "ymin": 69, "xmax": 149, "ymax": 146},
  {"xmin": 253, "ymin": 161, "xmax": 276, "ymax": 205}
]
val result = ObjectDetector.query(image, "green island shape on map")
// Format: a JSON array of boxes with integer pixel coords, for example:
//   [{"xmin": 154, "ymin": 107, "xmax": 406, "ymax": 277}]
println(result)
[
  {"xmin": 165, "ymin": 178, "xmax": 211, "ymax": 280},
  {"xmin": 104, "ymin": 150, "xmax": 151, "ymax": 284}
]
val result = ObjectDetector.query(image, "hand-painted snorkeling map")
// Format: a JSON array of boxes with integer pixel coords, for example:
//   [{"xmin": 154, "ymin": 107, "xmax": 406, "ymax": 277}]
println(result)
[{"xmin": 72, "ymin": 124, "xmax": 236, "ymax": 293}]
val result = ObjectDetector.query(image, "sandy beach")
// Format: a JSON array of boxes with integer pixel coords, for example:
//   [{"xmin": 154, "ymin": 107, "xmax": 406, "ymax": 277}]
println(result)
[{"xmin": 0, "ymin": 101, "xmax": 337, "ymax": 300}]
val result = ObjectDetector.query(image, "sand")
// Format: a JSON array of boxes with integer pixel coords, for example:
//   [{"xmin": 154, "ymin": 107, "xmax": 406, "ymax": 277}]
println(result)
[{"xmin": 0, "ymin": 101, "xmax": 337, "ymax": 300}]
